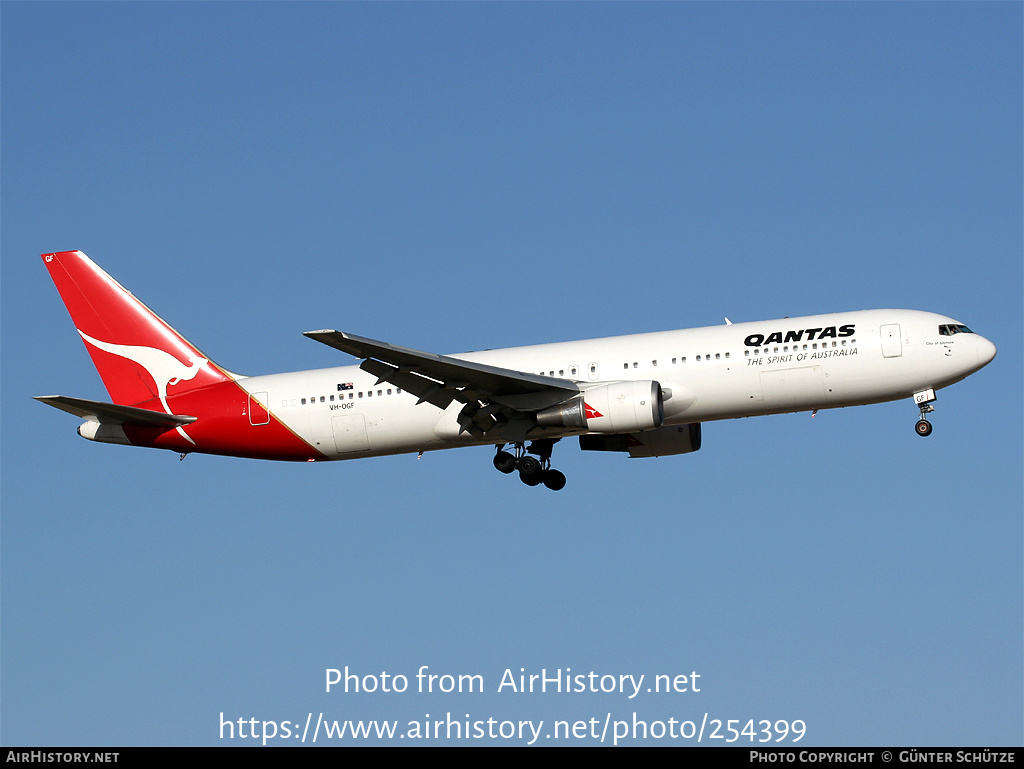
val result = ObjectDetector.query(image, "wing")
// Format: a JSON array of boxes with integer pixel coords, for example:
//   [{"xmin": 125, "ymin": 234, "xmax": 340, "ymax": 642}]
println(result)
[
  {"xmin": 304, "ymin": 330, "xmax": 580, "ymax": 438},
  {"xmin": 35, "ymin": 395, "xmax": 197, "ymax": 427}
]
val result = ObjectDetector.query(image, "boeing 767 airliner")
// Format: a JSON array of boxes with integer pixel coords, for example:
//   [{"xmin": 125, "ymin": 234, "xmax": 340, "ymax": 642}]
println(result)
[{"xmin": 37, "ymin": 251, "xmax": 996, "ymax": 491}]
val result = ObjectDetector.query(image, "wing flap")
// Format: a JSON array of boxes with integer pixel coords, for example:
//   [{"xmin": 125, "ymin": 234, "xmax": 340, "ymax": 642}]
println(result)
[{"xmin": 358, "ymin": 358, "xmax": 458, "ymax": 410}]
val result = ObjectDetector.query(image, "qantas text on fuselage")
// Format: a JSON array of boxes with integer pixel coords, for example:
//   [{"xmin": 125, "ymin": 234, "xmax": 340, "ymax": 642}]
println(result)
[
  {"xmin": 36, "ymin": 251, "xmax": 996, "ymax": 491},
  {"xmin": 743, "ymin": 324, "xmax": 856, "ymax": 347}
]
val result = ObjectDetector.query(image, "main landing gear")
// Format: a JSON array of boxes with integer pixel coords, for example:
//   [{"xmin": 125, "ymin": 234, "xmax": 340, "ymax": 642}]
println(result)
[
  {"xmin": 493, "ymin": 440, "xmax": 566, "ymax": 491},
  {"xmin": 913, "ymin": 389, "xmax": 936, "ymax": 437}
]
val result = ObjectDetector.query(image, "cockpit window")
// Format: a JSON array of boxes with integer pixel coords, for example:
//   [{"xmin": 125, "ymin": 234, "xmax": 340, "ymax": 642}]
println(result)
[{"xmin": 939, "ymin": 324, "xmax": 975, "ymax": 336}]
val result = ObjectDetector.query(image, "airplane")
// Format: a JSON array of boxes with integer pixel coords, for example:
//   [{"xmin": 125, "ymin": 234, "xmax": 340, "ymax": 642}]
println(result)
[{"xmin": 36, "ymin": 250, "xmax": 996, "ymax": 491}]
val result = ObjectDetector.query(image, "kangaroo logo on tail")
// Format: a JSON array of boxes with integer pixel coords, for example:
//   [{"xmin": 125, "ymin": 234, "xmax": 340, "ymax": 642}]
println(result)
[{"xmin": 78, "ymin": 330, "xmax": 208, "ymax": 444}]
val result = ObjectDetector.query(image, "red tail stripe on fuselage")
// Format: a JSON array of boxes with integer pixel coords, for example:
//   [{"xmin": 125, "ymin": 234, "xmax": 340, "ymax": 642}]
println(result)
[{"xmin": 129, "ymin": 384, "xmax": 327, "ymax": 460}]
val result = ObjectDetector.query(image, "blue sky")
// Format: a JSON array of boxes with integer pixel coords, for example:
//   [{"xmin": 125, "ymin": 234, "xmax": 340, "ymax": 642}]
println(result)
[{"xmin": 2, "ymin": 3, "xmax": 1020, "ymax": 746}]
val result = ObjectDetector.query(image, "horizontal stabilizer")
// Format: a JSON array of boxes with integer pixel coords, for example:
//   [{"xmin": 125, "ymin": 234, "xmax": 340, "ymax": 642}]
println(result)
[{"xmin": 34, "ymin": 395, "xmax": 196, "ymax": 427}]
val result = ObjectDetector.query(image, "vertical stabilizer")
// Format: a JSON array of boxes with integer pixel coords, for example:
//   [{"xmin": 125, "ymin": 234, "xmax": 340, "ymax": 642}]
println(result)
[{"xmin": 41, "ymin": 251, "xmax": 232, "ymax": 408}]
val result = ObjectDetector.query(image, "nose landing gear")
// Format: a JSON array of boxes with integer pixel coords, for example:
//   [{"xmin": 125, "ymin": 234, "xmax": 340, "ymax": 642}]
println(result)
[
  {"xmin": 493, "ymin": 440, "xmax": 566, "ymax": 491},
  {"xmin": 913, "ymin": 389, "xmax": 936, "ymax": 437}
]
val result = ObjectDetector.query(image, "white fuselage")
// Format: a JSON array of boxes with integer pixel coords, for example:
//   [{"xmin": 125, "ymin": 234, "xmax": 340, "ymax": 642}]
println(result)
[{"xmin": 234, "ymin": 309, "xmax": 996, "ymax": 460}]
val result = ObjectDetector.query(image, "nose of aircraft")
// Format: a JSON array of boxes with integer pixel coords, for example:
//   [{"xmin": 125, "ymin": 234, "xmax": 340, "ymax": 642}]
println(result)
[{"xmin": 977, "ymin": 336, "xmax": 997, "ymax": 368}]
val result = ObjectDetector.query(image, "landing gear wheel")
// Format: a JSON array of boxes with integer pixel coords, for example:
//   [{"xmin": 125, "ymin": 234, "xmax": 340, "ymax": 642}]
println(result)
[
  {"xmin": 493, "ymin": 450, "xmax": 517, "ymax": 474},
  {"xmin": 495, "ymin": 440, "xmax": 567, "ymax": 489},
  {"xmin": 915, "ymin": 419, "xmax": 933, "ymax": 437},
  {"xmin": 517, "ymin": 455, "xmax": 543, "ymax": 485},
  {"xmin": 542, "ymin": 469, "xmax": 566, "ymax": 491}
]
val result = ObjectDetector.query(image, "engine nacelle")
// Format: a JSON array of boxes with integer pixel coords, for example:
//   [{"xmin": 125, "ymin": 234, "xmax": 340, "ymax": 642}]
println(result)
[
  {"xmin": 579, "ymin": 423, "xmax": 702, "ymax": 458},
  {"xmin": 536, "ymin": 381, "xmax": 664, "ymax": 434}
]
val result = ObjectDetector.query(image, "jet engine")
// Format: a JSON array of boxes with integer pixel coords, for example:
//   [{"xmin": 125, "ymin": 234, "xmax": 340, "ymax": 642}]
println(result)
[{"xmin": 535, "ymin": 381, "xmax": 664, "ymax": 434}]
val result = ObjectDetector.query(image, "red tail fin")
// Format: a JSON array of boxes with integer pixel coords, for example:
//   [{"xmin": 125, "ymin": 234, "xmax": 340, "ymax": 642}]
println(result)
[{"xmin": 42, "ymin": 251, "xmax": 233, "ymax": 407}]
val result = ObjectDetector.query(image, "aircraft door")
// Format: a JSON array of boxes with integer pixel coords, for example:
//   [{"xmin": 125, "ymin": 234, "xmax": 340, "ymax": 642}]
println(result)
[
  {"xmin": 880, "ymin": 324, "xmax": 902, "ymax": 358},
  {"xmin": 332, "ymin": 414, "xmax": 371, "ymax": 453},
  {"xmin": 248, "ymin": 392, "xmax": 270, "ymax": 425}
]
